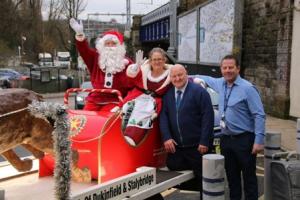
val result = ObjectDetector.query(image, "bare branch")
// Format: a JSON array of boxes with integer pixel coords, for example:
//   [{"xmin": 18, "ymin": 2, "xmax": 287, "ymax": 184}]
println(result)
[
  {"xmin": 14, "ymin": 0, "xmax": 24, "ymax": 11},
  {"xmin": 60, "ymin": 0, "xmax": 87, "ymax": 19}
]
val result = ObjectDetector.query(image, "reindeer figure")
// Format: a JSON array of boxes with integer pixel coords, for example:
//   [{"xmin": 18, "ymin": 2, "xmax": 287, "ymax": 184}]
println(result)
[
  {"xmin": 0, "ymin": 89, "xmax": 53, "ymax": 171},
  {"xmin": 0, "ymin": 89, "xmax": 91, "ymax": 183}
]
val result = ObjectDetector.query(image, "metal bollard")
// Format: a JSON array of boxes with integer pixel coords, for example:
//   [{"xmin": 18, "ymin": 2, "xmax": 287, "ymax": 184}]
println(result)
[
  {"xmin": 297, "ymin": 119, "xmax": 300, "ymax": 154},
  {"xmin": 0, "ymin": 188, "xmax": 4, "ymax": 200},
  {"xmin": 202, "ymin": 154, "xmax": 225, "ymax": 200},
  {"xmin": 264, "ymin": 132, "xmax": 281, "ymax": 200}
]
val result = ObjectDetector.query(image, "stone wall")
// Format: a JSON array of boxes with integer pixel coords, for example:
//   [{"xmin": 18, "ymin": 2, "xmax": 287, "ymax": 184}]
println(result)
[
  {"xmin": 179, "ymin": 0, "xmax": 293, "ymax": 117},
  {"xmin": 242, "ymin": 0, "xmax": 293, "ymax": 118}
]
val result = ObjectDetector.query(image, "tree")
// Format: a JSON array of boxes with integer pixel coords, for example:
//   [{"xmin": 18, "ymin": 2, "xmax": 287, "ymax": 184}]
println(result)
[
  {"xmin": 21, "ymin": 0, "xmax": 43, "ymax": 58},
  {"xmin": 60, "ymin": 0, "xmax": 87, "ymax": 64},
  {"xmin": 0, "ymin": 0, "xmax": 22, "ymax": 55},
  {"xmin": 41, "ymin": 0, "xmax": 86, "ymax": 65},
  {"xmin": 41, "ymin": 0, "xmax": 64, "ymax": 54},
  {"xmin": 0, "ymin": 0, "xmax": 86, "ymax": 64},
  {"xmin": 0, "ymin": 0, "xmax": 43, "ymax": 60},
  {"xmin": 60, "ymin": 0, "xmax": 86, "ymax": 19}
]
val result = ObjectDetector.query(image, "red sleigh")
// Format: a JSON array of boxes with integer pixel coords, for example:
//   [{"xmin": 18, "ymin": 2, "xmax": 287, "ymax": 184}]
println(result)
[{"xmin": 39, "ymin": 88, "xmax": 166, "ymax": 183}]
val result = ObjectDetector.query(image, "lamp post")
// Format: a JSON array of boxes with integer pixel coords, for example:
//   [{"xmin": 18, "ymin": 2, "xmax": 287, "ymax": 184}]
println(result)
[
  {"xmin": 21, "ymin": 36, "xmax": 26, "ymax": 64},
  {"xmin": 18, "ymin": 46, "xmax": 21, "ymax": 63},
  {"xmin": 68, "ymin": 40, "xmax": 71, "ymax": 69},
  {"xmin": 126, "ymin": 0, "xmax": 131, "ymax": 31}
]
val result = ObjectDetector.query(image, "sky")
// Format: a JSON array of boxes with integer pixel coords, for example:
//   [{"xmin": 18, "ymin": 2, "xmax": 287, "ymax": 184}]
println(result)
[{"xmin": 79, "ymin": 0, "xmax": 170, "ymax": 23}]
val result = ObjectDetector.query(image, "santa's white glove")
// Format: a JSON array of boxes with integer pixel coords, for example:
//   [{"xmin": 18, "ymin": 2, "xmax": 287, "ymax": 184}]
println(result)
[
  {"xmin": 69, "ymin": 18, "xmax": 84, "ymax": 35},
  {"xmin": 133, "ymin": 50, "xmax": 146, "ymax": 71},
  {"xmin": 193, "ymin": 77, "xmax": 207, "ymax": 88}
]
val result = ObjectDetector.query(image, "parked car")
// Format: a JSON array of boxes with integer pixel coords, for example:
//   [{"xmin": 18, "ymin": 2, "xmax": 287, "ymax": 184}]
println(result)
[
  {"xmin": 0, "ymin": 68, "xmax": 29, "ymax": 80},
  {"xmin": 206, "ymin": 87, "xmax": 220, "ymax": 130},
  {"xmin": 75, "ymin": 81, "xmax": 93, "ymax": 109},
  {"xmin": 0, "ymin": 68, "xmax": 29, "ymax": 88}
]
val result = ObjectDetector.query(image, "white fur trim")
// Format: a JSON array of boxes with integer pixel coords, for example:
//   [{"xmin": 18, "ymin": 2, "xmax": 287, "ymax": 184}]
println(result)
[
  {"xmin": 147, "ymin": 69, "xmax": 169, "ymax": 83},
  {"xmin": 155, "ymin": 64, "xmax": 173, "ymax": 91},
  {"xmin": 124, "ymin": 136, "xmax": 136, "ymax": 146},
  {"xmin": 75, "ymin": 33, "xmax": 85, "ymax": 42},
  {"xmin": 100, "ymin": 34, "xmax": 120, "ymax": 44},
  {"xmin": 141, "ymin": 60, "xmax": 151, "ymax": 90},
  {"xmin": 140, "ymin": 62, "xmax": 174, "ymax": 92},
  {"xmin": 123, "ymin": 59, "xmax": 129, "ymax": 65}
]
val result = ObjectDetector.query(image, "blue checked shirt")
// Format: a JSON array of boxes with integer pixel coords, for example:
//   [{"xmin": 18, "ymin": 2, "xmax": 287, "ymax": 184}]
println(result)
[{"xmin": 193, "ymin": 75, "xmax": 266, "ymax": 144}]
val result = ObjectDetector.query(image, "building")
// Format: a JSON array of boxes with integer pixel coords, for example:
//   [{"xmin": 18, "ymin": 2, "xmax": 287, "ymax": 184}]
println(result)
[
  {"xmin": 132, "ymin": 2, "xmax": 172, "ymax": 56},
  {"xmin": 132, "ymin": 0, "xmax": 300, "ymax": 118},
  {"xmin": 82, "ymin": 19, "xmax": 126, "ymax": 45}
]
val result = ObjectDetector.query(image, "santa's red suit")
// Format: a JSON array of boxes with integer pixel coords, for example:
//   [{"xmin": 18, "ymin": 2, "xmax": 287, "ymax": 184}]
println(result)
[
  {"xmin": 121, "ymin": 60, "xmax": 173, "ymax": 145},
  {"xmin": 75, "ymin": 31, "xmax": 133, "ymax": 111}
]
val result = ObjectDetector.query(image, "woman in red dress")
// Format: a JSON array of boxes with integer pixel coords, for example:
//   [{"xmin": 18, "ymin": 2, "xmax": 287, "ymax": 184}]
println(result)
[{"xmin": 121, "ymin": 48, "xmax": 173, "ymax": 146}]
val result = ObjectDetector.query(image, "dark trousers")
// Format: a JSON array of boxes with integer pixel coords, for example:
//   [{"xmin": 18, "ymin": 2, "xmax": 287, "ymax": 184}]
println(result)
[
  {"xmin": 220, "ymin": 133, "xmax": 258, "ymax": 200},
  {"xmin": 166, "ymin": 147, "xmax": 203, "ymax": 200}
]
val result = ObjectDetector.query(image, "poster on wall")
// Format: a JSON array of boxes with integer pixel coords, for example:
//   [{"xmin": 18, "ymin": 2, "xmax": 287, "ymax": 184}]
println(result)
[
  {"xmin": 177, "ymin": 11, "xmax": 197, "ymax": 62},
  {"xmin": 199, "ymin": 0, "xmax": 235, "ymax": 64}
]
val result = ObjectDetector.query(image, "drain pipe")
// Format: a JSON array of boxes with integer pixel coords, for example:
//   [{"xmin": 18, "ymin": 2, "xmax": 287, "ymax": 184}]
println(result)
[
  {"xmin": 0, "ymin": 189, "xmax": 4, "ymax": 200},
  {"xmin": 297, "ymin": 119, "xmax": 300, "ymax": 154}
]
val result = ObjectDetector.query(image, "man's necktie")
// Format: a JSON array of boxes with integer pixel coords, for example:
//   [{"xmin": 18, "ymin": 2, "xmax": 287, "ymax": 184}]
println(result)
[{"xmin": 176, "ymin": 90, "xmax": 182, "ymax": 109}]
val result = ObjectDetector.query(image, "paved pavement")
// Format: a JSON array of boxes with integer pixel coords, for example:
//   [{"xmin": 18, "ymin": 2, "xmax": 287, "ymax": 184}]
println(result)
[{"xmin": 266, "ymin": 115, "xmax": 298, "ymax": 151}]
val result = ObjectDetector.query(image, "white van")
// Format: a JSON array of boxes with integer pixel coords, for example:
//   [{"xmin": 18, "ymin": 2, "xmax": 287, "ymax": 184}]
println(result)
[
  {"xmin": 55, "ymin": 51, "xmax": 71, "ymax": 68},
  {"xmin": 38, "ymin": 52, "xmax": 53, "ymax": 67}
]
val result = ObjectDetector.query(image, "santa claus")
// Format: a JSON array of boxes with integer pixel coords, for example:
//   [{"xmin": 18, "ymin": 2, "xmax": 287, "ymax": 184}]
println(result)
[{"xmin": 69, "ymin": 18, "xmax": 133, "ymax": 111}]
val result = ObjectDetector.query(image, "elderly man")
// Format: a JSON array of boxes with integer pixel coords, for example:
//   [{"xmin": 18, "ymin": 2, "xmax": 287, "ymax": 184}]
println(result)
[
  {"xmin": 160, "ymin": 64, "xmax": 214, "ymax": 200},
  {"xmin": 70, "ymin": 18, "xmax": 134, "ymax": 111}
]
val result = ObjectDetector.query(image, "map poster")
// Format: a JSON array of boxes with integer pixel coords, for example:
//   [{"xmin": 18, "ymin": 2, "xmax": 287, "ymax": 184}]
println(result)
[
  {"xmin": 177, "ymin": 11, "xmax": 197, "ymax": 62},
  {"xmin": 199, "ymin": 0, "xmax": 235, "ymax": 64}
]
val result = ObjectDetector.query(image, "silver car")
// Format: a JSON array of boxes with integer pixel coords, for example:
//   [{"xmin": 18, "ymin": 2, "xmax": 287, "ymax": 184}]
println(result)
[{"xmin": 74, "ymin": 81, "xmax": 93, "ymax": 109}]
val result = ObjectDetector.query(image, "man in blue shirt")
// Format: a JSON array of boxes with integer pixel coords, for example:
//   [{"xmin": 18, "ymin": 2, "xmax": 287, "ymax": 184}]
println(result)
[
  {"xmin": 160, "ymin": 64, "xmax": 214, "ymax": 200},
  {"xmin": 193, "ymin": 55, "xmax": 265, "ymax": 200}
]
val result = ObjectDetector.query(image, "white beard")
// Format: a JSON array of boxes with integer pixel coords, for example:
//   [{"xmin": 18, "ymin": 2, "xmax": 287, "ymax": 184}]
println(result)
[{"xmin": 96, "ymin": 42, "xmax": 126, "ymax": 74}]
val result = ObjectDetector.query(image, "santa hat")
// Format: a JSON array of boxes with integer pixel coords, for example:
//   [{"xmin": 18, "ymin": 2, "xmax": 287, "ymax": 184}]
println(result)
[{"xmin": 99, "ymin": 30, "xmax": 124, "ymax": 45}]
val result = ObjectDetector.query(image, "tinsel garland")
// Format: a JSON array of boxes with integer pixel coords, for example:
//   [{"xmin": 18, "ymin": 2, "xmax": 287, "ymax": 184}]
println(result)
[{"xmin": 29, "ymin": 101, "xmax": 71, "ymax": 200}]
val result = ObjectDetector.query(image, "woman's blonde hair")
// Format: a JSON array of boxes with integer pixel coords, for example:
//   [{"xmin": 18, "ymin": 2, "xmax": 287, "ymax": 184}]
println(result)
[
  {"xmin": 148, "ymin": 48, "xmax": 168, "ymax": 71},
  {"xmin": 148, "ymin": 47, "xmax": 167, "ymax": 62}
]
